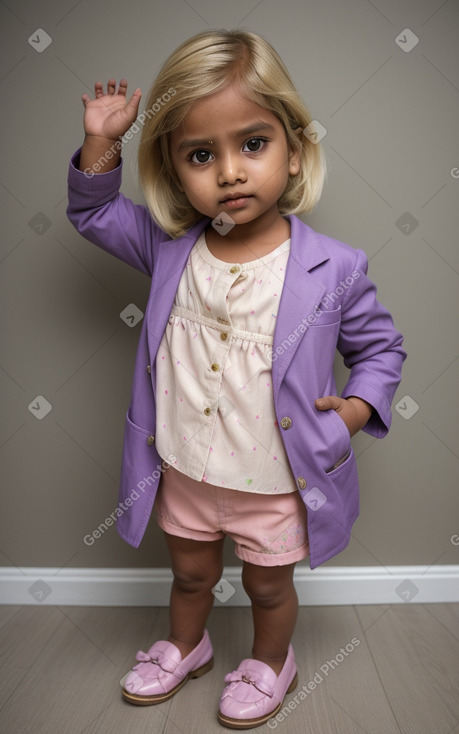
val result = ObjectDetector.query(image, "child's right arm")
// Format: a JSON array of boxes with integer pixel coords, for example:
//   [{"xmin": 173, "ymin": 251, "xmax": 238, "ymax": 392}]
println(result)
[{"xmin": 67, "ymin": 79, "xmax": 164, "ymax": 276}]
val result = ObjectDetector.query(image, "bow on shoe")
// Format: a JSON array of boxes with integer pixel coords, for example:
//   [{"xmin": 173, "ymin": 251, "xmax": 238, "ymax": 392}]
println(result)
[
  {"xmin": 224, "ymin": 670, "xmax": 274, "ymax": 697},
  {"xmin": 133, "ymin": 649, "xmax": 182, "ymax": 678}
]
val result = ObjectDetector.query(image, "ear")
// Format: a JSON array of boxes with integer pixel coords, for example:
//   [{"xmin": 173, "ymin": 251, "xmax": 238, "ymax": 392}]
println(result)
[
  {"xmin": 288, "ymin": 147, "xmax": 301, "ymax": 177},
  {"xmin": 288, "ymin": 128, "xmax": 302, "ymax": 177}
]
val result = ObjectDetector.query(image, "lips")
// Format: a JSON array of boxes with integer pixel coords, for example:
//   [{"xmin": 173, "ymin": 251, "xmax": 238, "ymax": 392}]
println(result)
[
  {"xmin": 221, "ymin": 192, "xmax": 250, "ymax": 202},
  {"xmin": 220, "ymin": 193, "xmax": 252, "ymax": 209}
]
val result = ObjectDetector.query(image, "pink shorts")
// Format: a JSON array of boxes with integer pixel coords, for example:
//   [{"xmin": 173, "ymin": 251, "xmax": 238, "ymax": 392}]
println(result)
[{"xmin": 153, "ymin": 465, "xmax": 309, "ymax": 567}]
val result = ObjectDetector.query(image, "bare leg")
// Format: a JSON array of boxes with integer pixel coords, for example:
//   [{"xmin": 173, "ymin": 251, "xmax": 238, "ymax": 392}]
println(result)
[
  {"xmin": 164, "ymin": 532, "xmax": 225, "ymax": 659},
  {"xmin": 242, "ymin": 561, "xmax": 298, "ymax": 675}
]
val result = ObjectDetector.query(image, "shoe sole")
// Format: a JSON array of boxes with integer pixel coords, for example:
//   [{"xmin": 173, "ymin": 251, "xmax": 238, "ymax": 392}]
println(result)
[
  {"xmin": 122, "ymin": 657, "xmax": 214, "ymax": 705},
  {"xmin": 217, "ymin": 671, "xmax": 298, "ymax": 729}
]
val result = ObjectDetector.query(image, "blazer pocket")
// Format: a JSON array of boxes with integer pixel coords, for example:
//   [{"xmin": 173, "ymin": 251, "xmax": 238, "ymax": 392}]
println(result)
[
  {"xmin": 328, "ymin": 405, "xmax": 351, "ymax": 442},
  {"xmin": 307, "ymin": 305, "xmax": 341, "ymax": 327},
  {"xmin": 326, "ymin": 447, "xmax": 351, "ymax": 474},
  {"xmin": 324, "ymin": 446, "xmax": 359, "ymax": 526},
  {"xmin": 321, "ymin": 407, "xmax": 351, "ymax": 475},
  {"xmin": 126, "ymin": 410, "xmax": 155, "ymax": 440}
]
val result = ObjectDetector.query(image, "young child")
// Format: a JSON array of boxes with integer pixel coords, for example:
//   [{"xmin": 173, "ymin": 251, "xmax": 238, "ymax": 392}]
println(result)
[{"xmin": 67, "ymin": 29, "xmax": 406, "ymax": 729}]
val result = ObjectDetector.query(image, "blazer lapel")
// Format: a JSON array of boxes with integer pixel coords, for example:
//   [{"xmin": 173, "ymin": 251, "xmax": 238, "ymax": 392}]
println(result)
[
  {"xmin": 146, "ymin": 218, "xmax": 210, "ymax": 349},
  {"xmin": 272, "ymin": 216, "xmax": 330, "ymax": 402}
]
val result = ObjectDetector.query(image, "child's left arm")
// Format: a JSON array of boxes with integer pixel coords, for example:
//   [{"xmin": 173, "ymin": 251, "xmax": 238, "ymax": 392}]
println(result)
[
  {"xmin": 316, "ymin": 248, "xmax": 406, "ymax": 438},
  {"xmin": 315, "ymin": 395, "xmax": 372, "ymax": 437}
]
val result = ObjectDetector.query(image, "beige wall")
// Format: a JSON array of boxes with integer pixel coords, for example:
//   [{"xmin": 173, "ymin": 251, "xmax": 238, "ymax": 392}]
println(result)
[{"xmin": 1, "ymin": 0, "xmax": 458, "ymax": 572}]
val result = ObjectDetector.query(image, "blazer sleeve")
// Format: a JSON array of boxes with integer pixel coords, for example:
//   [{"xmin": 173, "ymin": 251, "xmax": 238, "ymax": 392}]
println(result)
[
  {"xmin": 66, "ymin": 147, "xmax": 164, "ymax": 276},
  {"xmin": 338, "ymin": 248, "xmax": 407, "ymax": 438}
]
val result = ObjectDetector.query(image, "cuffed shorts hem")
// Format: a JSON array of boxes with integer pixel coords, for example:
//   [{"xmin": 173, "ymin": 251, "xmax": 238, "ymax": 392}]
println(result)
[
  {"xmin": 155, "ymin": 515, "xmax": 225, "ymax": 543},
  {"xmin": 153, "ymin": 465, "xmax": 310, "ymax": 567},
  {"xmin": 155, "ymin": 515, "xmax": 309, "ymax": 566},
  {"xmin": 234, "ymin": 541, "xmax": 310, "ymax": 567}
]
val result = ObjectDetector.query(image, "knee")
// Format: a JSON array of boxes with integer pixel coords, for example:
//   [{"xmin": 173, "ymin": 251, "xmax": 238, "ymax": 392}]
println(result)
[
  {"xmin": 242, "ymin": 568, "xmax": 294, "ymax": 608},
  {"xmin": 242, "ymin": 581, "xmax": 280, "ymax": 608},
  {"xmin": 172, "ymin": 560, "xmax": 223, "ymax": 594},
  {"xmin": 242, "ymin": 574, "xmax": 284, "ymax": 608}
]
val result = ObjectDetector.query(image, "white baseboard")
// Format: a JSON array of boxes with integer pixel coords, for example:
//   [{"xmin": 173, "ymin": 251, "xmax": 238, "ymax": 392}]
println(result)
[{"xmin": 0, "ymin": 566, "xmax": 457, "ymax": 606}]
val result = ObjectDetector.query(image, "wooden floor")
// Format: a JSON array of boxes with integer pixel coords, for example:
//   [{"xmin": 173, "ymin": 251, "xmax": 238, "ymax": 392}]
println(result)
[{"xmin": 0, "ymin": 603, "xmax": 458, "ymax": 733}]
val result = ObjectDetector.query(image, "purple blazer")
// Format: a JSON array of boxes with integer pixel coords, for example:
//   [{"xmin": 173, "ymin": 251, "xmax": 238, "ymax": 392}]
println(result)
[{"xmin": 67, "ymin": 148, "xmax": 406, "ymax": 569}]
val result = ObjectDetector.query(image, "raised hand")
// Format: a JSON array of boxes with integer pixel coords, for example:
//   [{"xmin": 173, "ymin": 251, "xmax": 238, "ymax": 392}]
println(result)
[{"xmin": 81, "ymin": 78, "xmax": 142, "ymax": 142}]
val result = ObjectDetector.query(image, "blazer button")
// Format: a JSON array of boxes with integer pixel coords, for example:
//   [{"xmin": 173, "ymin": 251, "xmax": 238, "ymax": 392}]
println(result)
[
  {"xmin": 280, "ymin": 417, "xmax": 292, "ymax": 430},
  {"xmin": 147, "ymin": 435, "xmax": 155, "ymax": 446},
  {"xmin": 297, "ymin": 476, "xmax": 307, "ymax": 490},
  {"xmin": 146, "ymin": 365, "xmax": 151, "ymax": 373}
]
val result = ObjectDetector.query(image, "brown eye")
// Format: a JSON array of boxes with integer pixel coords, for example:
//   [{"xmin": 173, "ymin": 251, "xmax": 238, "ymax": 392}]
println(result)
[
  {"xmin": 243, "ymin": 137, "xmax": 266, "ymax": 153},
  {"xmin": 191, "ymin": 150, "xmax": 212, "ymax": 164}
]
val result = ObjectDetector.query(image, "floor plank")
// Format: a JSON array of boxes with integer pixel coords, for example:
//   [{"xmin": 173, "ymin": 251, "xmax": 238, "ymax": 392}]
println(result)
[
  {"xmin": 0, "ymin": 607, "xmax": 119, "ymax": 734},
  {"xmin": 289, "ymin": 605, "xmax": 401, "ymax": 734},
  {"xmin": 0, "ymin": 607, "xmax": 65, "ymax": 709},
  {"xmin": 0, "ymin": 604, "xmax": 457, "ymax": 734},
  {"xmin": 422, "ymin": 603, "xmax": 459, "ymax": 642},
  {"xmin": 0, "ymin": 605, "xmax": 23, "ymax": 630},
  {"xmin": 356, "ymin": 604, "xmax": 459, "ymax": 734}
]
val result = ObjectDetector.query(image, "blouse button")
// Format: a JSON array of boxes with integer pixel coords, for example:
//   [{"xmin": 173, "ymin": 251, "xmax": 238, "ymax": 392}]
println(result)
[
  {"xmin": 280, "ymin": 416, "xmax": 292, "ymax": 429},
  {"xmin": 204, "ymin": 407, "xmax": 211, "ymax": 416},
  {"xmin": 147, "ymin": 435, "xmax": 155, "ymax": 446},
  {"xmin": 217, "ymin": 316, "xmax": 229, "ymax": 324},
  {"xmin": 211, "ymin": 363, "xmax": 219, "ymax": 371},
  {"xmin": 230, "ymin": 265, "xmax": 240, "ymax": 274},
  {"xmin": 146, "ymin": 365, "xmax": 151, "ymax": 373},
  {"xmin": 297, "ymin": 476, "xmax": 307, "ymax": 490},
  {"xmin": 220, "ymin": 332, "xmax": 228, "ymax": 341}
]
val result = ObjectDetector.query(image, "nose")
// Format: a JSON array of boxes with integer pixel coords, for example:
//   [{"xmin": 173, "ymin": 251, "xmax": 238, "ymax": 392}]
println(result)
[{"xmin": 217, "ymin": 151, "xmax": 247, "ymax": 186}]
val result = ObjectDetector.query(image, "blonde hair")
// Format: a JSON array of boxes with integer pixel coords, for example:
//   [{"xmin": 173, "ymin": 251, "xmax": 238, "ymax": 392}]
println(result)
[{"xmin": 138, "ymin": 29, "xmax": 326, "ymax": 239}]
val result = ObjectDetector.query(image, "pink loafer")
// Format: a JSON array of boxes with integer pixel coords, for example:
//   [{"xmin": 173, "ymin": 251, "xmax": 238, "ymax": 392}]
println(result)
[
  {"xmin": 120, "ymin": 629, "xmax": 213, "ymax": 705},
  {"xmin": 218, "ymin": 645, "xmax": 298, "ymax": 729}
]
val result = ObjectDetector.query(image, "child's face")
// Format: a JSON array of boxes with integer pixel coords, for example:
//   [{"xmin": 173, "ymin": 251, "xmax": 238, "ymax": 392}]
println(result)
[{"xmin": 170, "ymin": 82, "xmax": 300, "ymax": 233}]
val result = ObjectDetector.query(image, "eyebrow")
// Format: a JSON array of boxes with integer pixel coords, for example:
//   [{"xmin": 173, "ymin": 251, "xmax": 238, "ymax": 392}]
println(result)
[{"xmin": 178, "ymin": 121, "xmax": 276, "ymax": 150}]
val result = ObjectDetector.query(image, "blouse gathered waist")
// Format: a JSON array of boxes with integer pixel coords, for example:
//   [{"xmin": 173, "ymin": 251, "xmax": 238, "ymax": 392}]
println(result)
[
  {"xmin": 170, "ymin": 305, "xmax": 274, "ymax": 347},
  {"xmin": 154, "ymin": 230, "xmax": 298, "ymax": 494}
]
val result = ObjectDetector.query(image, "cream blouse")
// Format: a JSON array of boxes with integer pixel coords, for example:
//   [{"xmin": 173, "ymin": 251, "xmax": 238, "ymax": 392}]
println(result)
[{"xmin": 155, "ymin": 231, "xmax": 298, "ymax": 494}]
